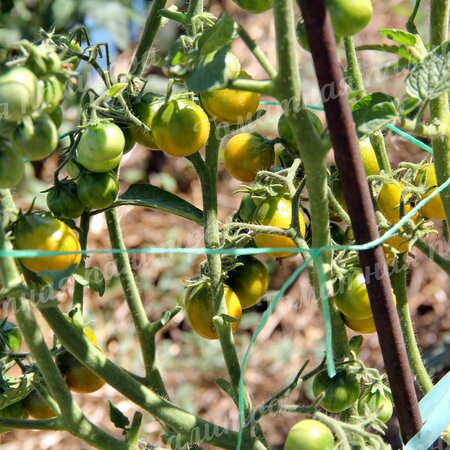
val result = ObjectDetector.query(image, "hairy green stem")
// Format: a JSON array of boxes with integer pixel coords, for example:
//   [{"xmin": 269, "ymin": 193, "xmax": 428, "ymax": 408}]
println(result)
[
  {"xmin": 399, "ymin": 118, "xmax": 442, "ymax": 139},
  {"xmin": 228, "ymin": 78, "xmax": 276, "ymax": 96},
  {"xmin": 129, "ymin": 0, "xmax": 167, "ymax": 77},
  {"xmin": 391, "ymin": 254, "xmax": 434, "ymax": 393},
  {"xmin": 72, "ymin": 211, "xmax": 90, "ymax": 312},
  {"xmin": 430, "ymin": 0, "xmax": 450, "ymax": 229},
  {"xmin": 343, "ymin": 37, "xmax": 391, "ymax": 173},
  {"xmin": 105, "ymin": 208, "xmax": 168, "ymax": 397},
  {"xmin": 272, "ymin": 0, "xmax": 350, "ymax": 361}
]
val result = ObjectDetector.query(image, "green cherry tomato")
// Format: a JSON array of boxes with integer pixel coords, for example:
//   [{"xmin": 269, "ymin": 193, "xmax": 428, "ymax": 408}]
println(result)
[
  {"xmin": 65, "ymin": 159, "xmax": 81, "ymax": 179},
  {"xmin": 200, "ymin": 71, "xmax": 260, "ymax": 124},
  {"xmin": 377, "ymin": 180, "xmax": 419, "ymax": 224},
  {"xmin": 12, "ymin": 114, "xmax": 58, "ymax": 161},
  {"xmin": 199, "ymin": 51, "xmax": 241, "ymax": 81},
  {"xmin": 313, "ymin": 370, "xmax": 360, "ymax": 413},
  {"xmin": 24, "ymin": 390, "xmax": 57, "ymax": 419},
  {"xmin": 47, "ymin": 180, "xmax": 85, "ymax": 219},
  {"xmin": 184, "ymin": 283, "xmax": 242, "ymax": 340},
  {"xmin": 227, "ymin": 256, "xmax": 270, "ymax": 309},
  {"xmin": 359, "ymin": 138, "xmax": 380, "ymax": 176},
  {"xmin": 77, "ymin": 170, "xmax": 119, "ymax": 210},
  {"xmin": 13, "ymin": 213, "xmax": 82, "ymax": 273},
  {"xmin": 284, "ymin": 419, "xmax": 334, "ymax": 450},
  {"xmin": 0, "ymin": 401, "xmax": 28, "ymax": 433},
  {"xmin": 0, "ymin": 67, "xmax": 38, "ymax": 122},
  {"xmin": 358, "ymin": 388, "xmax": 393, "ymax": 423},
  {"xmin": 296, "ymin": 20, "xmax": 342, "ymax": 51},
  {"xmin": 0, "ymin": 321, "xmax": 22, "ymax": 354},
  {"xmin": 121, "ymin": 126, "xmax": 136, "ymax": 154},
  {"xmin": 342, "ymin": 313, "xmax": 376, "ymax": 334},
  {"xmin": 0, "ymin": 141, "xmax": 25, "ymax": 189},
  {"xmin": 333, "ymin": 271, "xmax": 372, "ymax": 320},
  {"xmin": 233, "ymin": 0, "xmax": 272, "ymax": 14},
  {"xmin": 129, "ymin": 94, "xmax": 163, "ymax": 150},
  {"xmin": 76, "ymin": 122, "xmax": 124, "ymax": 172},
  {"xmin": 327, "ymin": 0, "xmax": 373, "ymax": 37},
  {"xmin": 224, "ymin": 132, "xmax": 274, "ymax": 182},
  {"xmin": 49, "ymin": 105, "xmax": 63, "ymax": 128},
  {"xmin": 152, "ymin": 99, "xmax": 210, "ymax": 157}
]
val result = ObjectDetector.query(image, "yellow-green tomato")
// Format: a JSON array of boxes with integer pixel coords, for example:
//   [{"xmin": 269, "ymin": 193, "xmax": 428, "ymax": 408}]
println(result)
[
  {"xmin": 359, "ymin": 138, "xmax": 380, "ymax": 176},
  {"xmin": 253, "ymin": 197, "xmax": 305, "ymax": 258},
  {"xmin": 13, "ymin": 214, "xmax": 82, "ymax": 273},
  {"xmin": 224, "ymin": 132, "xmax": 274, "ymax": 182},
  {"xmin": 416, "ymin": 163, "xmax": 446, "ymax": 220},
  {"xmin": 152, "ymin": 99, "xmax": 210, "ymax": 157},
  {"xmin": 327, "ymin": 0, "xmax": 373, "ymax": 37},
  {"xmin": 227, "ymin": 256, "xmax": 269, "ymax": 309},
  {"xmin": 358, "ymin": 388, "xmax": 393, "ymax": 423},
  {"xmin": 200, "ymin": 71, "xmax": 260, "ymax": 124},
  {"xmin": 0, "ymin": 141, "xmax": 25, "ymax": 189},
  {"xmin": 76, "ymin": 122, "xmax": 124, "ymax": 173},
  {"xmin": 24, "ymin": 390, "xmax": 57, "ymax": 419},
  {"xmin": 184, "ymin": 283, "xmax": 242, "ymax": 340},
  {"xmin": 0, "ymin": 401, "xmax": 28, "ymax": 433},
  {"xmin": 284, "ymin": 419, "xmax": 334, "ymax": 450}
]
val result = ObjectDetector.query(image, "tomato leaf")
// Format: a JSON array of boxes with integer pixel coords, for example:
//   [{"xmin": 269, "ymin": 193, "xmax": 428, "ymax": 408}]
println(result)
[
  {"xmin": 109, "ymin": 401, "xmax": 130, "ymax": 430},
  {"xmin": 379, "ymin": 28, "xmax": 420, "ymax": 46},
  {"xmin": 356, "ymin": 44, "xmax": 417, "ymax": 62},
  {"xmin": 352, "ymin": 93, "xmax": 398, "ymax": 136},
  {"xmin": 197, "ymin": 13, "xmax": 235, "ymax": 56},
  {"xmin": 186, "ymin": 46, "xmax": 230, "ymax": 92},
  {"xmin": 0, "ymin": 374, "xmax": 34, "ymax": 409},
  {"xmin": 74, "ymin": 267, "xmax": 106, "ymax": 297},
  {"xmin": 115, "ymin": 184, "xmax": 203, "ymax": 225},
  {"xmin": 107, "ymin": 83, "xmax": 127, "ymax": 98},
  {"xmin": 406, "ymin": 41, "xmax": 450, "ymax": 101},
  {"xmin": 399, "ymin": 97, "xmax": 421, "ymax": 117}
]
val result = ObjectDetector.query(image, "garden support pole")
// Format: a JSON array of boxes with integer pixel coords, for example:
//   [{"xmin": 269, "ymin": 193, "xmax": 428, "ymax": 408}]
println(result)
[{"xmin": 299, "ymin": 0, "xmax": 422, "ymax": 442}]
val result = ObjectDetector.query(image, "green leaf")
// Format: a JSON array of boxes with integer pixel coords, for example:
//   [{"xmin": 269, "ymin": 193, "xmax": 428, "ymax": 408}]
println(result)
[
  {"xmin": 352, "ymin": 93, "xmax": 398, "ymax": 136},
  {"xmin": 379, "ymin": 28, "xmax": 419, "ymax": 46},
  {"xmin": 115, "ymin": 184, "xmax": 203, "ymax": 225},
  {"xmin": 166, "ymin": 39, "xmax": 192, "ymax": 78},
  {"xmin": 186, "ymin": 46, "xmax": 229, "ymax": 92},
  {"xmin": 74, "ymin": 267, "xmax": 106, "ymax": 297},
  {"xmin": 399, "ymin": 97, "xmax": 421, "ymax": 117},
  {"xmin": 108, "ymin": 83, "xmax": 127, "ymax": 98},
  {"xmin": 382, "ymin": 58, "xmax": 416, "ymax": 76},
  {"xmin": 197, "ymin": 13, "xmax": 235, "ymax": 56},
  {"xmin": 406, "ymin": 41, "xmax": 450, "ymax": 101},
  {"xmin": 109, "ymin": 401, "xmax": 130, "ymax": 430},
  {"xmin": 0, "ymin": 375, "xmax": 33, "ymax": 409},
  {"xmin": 356, "ymin": 44, "xmax": 416, "ymax": 62}
]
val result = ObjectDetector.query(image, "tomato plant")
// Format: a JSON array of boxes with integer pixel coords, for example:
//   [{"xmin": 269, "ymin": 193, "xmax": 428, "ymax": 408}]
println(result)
[
  {"xmin": 284, "ymin": 419, "xmax": 334, "ymax": 450},
  {"xmin": 358, "ymin": 387, "xmax": 393, "ymax": 424}
]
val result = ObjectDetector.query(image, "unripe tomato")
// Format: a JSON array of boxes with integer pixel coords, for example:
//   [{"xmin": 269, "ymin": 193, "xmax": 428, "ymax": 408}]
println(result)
[
  {"xmin": 129, "ymin": 94, "xmax": 163, "ymax": 150},
  {"xmin": 26, "ymin": 50, "xmax": 61, "ymax": 77},
  {"xmin": 121, "ymin": 126, "xmax": 135, "ymax": 154},
  {"xmin": 278, "ymin": 112, "xmax": 323, "ymax": 148},
  {"xmin": 13, "ymin": 213, "xmax": 82, "ymax": 273},
  {"xmin": 24, "ymin": 390, "xmax": 57, "ymax": 419},
  {"xmin": 77, "ymin": 170, "xmax": 119, "ymax": 210},
  {"xmin": 200, "ymin": 71, "xmax": 260, "ymax": 124},
  {"xmin": 415, "ymin": 163, "xmax": 446, "ymax": 220},
  {"xmin": 47, "ymin": 180, "xmax": 85, "ymax": 219},
  {"xmin": 333, "ymin": 271, "xmax": 372, "ymax": 320},
  {"xmin": 284, "ymin": 419, "xmax": 334, "ymax": 450},
  {"xmin": 342, "ymin": 313, "xmax": 376, "ymax": 334},
  {"xmin": 184, "ymin": 283, "xmax": 242, "ymax": 340},
  {"xmin": 359, "ymin": 138, "xmax": 380, "ymax": 176},
  {"xmin": 0, "ymin": 141, "xmax": 25, "ymax": 189},
  {"xmin": 327, "ymin": 0, "xmax": 373, "ymax": 37},
  {"xmin": 296, "ymin": 20, "xmax": 342, "ymax": 51},
  {"xmin": 358, "ymin": 388, "xmax": 393, "ymax": 423},
  {"xmin": 49, "ymin": 105, "xmax": 63, "ymax": 128},
  {"xmin": 200, "ymin": 51, "xmax": 241, "ymax": 81},
  {"xmin": 0, "ymin": 67, "xmax": 38, "ymax": 122},
  {"xmin": 233, "ymin": 0, "xmax": 272, "ymax": 14},
  {"xmin": 253, "ymin": 197, "xmax": 305, "ymax": 258},
  {"xmin": 224, "ymin": 133, "xmax": 274, "ymax": 182},
  {"xmin": 227, "ymin": 256, "xmax": 269, "ymax": 309},
  {"xmin": 39, "ymin": 75, "xmax": 65, "ymax": 113},
  {"xmin": 377, "ymin": 180, "xmax": 419, "ymax": 224},
  {"xmin": 56, "ymin": 328, "xmax": 105, "ymax": 394},
  {"xmin": 313, "ymin": 370, "xmax": 360, "ymax": 413},
  {"xmin": 0, "ymin": 321, "xmax": 22, "ymax": 354},
  {"xmin": 0, "ymin": 401, "xmax": 28, "ymax": 433},
  {"xmin": 65, "ymin": 159, "xmax": 80, "ymax": 178},
  {"xmin": 12, "ymin": 114, "xmax": 58, "ymax": 161},
  {"xmin": 152, "ymin": 99, "xmax": 210, "ymax": 157},
  {"xmin": 76, "ymin": 122, "xmax": 124, "ymax": 173}
]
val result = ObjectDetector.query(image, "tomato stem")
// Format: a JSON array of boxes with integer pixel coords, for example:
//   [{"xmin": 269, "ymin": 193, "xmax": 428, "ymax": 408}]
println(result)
[
  {"xmin": 72, "ymin": 211, "xmax": 90, "ymax": 312},
  {"xmin": 391, "ymin": 254, "xmax": 434, "ymax": 394},
  {"xmin": 414, "ymin": 238, "xmax": 450, "ymax": 276}
]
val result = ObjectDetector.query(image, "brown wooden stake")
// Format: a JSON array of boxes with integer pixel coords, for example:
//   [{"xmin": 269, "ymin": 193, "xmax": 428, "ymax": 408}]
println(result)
[{"xmin": 299, "ymin": 0, "xmax": 423, "ymax": 442}]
